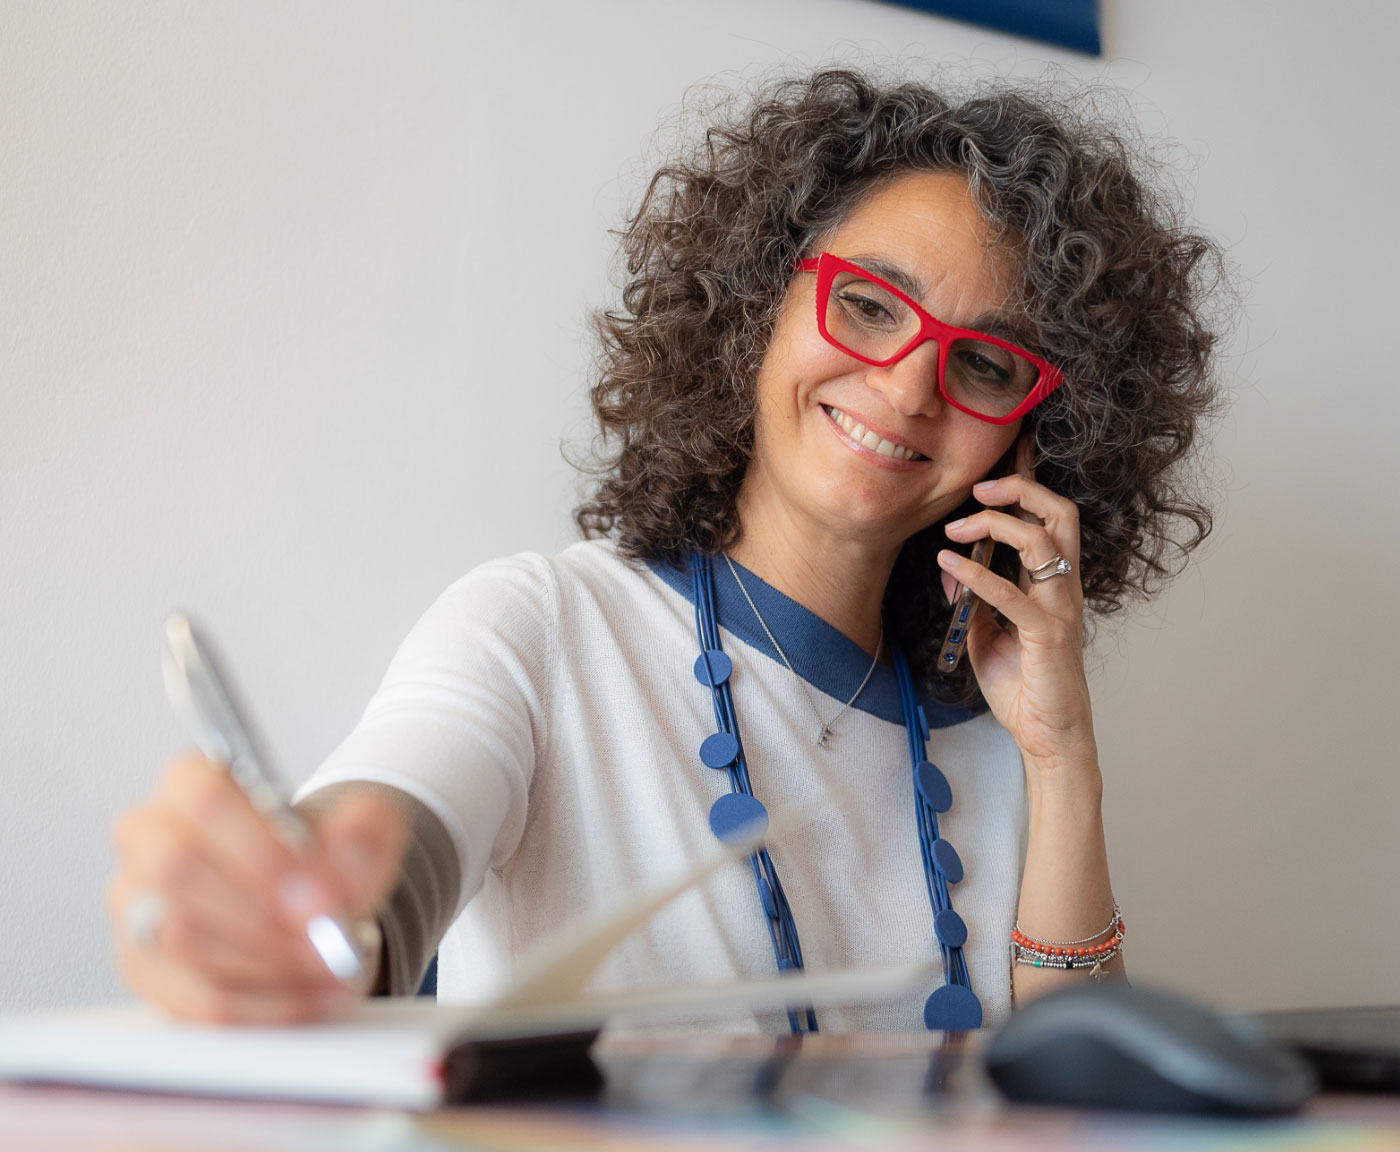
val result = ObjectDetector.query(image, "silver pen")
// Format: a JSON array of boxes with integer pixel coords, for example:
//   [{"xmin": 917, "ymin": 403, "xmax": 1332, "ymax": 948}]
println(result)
[{"xmin": 161, "ymin": 613, "xmax": 376, "ymax": 984}]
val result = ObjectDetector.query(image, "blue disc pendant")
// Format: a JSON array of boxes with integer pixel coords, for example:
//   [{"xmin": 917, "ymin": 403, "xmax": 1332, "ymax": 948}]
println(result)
[
  {"xmin": 934, "ymin": 908, "xmax": 968, "ymax": 949},
  {"xmin": 915, "ymin": 760, "xmax": 953, "ymax": 813},
  {"xmin": 708, "ymin": 793, "xmax": 769, "ymax": 844},
  {"xmin": 932, "ymin": 839, "xmax": 964, "ymax": 884},
  {"xmin": 699, "ymin": 732, "xmax": 740, "ymax": 769},
  {"xmin": 693, "ymin": 649, "xmax": 733, "ymax": 687},
  {"xmin": 923, "ymin": 984, "xmax": 983, "ymax": 1032}
]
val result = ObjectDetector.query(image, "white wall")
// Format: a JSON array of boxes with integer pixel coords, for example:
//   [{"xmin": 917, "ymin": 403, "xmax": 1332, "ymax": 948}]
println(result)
[{"xmin": 3, "ymin": 1, "xmax": 1397, "ymax": 1015}]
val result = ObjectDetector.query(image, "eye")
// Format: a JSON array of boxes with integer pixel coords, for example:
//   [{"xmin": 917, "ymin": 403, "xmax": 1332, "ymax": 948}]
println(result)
[
  {"xmin": 953, "ymin": 346, "xmax": 1014, "ymax": 387},
  {"xmin": 835, "ymin": 288, "xmax": 899, "ymax": 328}
]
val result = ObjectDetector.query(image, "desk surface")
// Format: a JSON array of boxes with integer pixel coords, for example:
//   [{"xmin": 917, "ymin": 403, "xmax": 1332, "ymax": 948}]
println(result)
[{"xmin": 4, "ymin": 1031, "xmax": 1399, "ymax": 1151}]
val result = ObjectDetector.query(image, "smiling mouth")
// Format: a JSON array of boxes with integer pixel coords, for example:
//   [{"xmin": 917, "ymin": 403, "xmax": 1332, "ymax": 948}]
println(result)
[{"xmin": 822, "ymin": 405, "xmax": 928, "ymax": 462}]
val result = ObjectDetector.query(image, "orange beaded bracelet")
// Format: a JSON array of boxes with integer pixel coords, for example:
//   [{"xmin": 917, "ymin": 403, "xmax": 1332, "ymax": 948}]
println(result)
[{"xmin": 1012, "ymin": 905, "xmax": 1124, "ymax": 971}]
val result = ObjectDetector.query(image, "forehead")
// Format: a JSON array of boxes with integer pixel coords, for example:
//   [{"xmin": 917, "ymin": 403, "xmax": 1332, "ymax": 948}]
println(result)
[{"xmin": 823, "ymin": 170, "xmax": 1015, "ymax": 318}]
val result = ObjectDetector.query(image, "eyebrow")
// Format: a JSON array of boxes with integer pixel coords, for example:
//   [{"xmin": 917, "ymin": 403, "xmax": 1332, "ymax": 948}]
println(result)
[
  {"xmin": 847, "ymin": 254, "xmax": 927, "ymax": 300},
  {"xmin": 965, "ymin": 311, "xmax": 1037, "ymax": 351},
  {"xmin": 846, "ymin": 252, "xmax": 1037, "ymax": 351}
]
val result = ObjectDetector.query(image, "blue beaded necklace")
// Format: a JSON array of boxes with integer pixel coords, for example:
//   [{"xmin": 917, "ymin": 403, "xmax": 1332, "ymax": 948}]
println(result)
[{"xmin": 689, "ymin": 552, "xmax": 982, "ymax": 1035}]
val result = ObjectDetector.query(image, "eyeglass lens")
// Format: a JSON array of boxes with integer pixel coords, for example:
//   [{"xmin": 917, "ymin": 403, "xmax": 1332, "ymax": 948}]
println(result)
[{"xmin": 825, "ymin": 270, "xmax": 1039, "ymax": 419}]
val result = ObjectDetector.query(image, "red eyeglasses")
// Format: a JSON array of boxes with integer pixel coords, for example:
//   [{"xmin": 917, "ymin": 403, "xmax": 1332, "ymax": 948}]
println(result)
[{"xmin": 795, "ymin": 253, "xmax": 1064, "ymax": 425}]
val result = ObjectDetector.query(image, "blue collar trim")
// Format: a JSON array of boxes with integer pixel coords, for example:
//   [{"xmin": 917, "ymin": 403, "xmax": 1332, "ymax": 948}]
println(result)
[{"xmin": 648, "ymin": 556, "xmax": 979, "ymax": 730}]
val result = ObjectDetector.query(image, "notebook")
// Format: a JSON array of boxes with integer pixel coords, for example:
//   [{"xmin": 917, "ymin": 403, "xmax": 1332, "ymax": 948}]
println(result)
[{"xmin": 0, "ymin": 807, "xmax": 935, "ymax": 1109}]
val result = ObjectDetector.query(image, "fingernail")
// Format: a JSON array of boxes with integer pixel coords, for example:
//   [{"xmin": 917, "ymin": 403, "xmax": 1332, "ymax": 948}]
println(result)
[
  {"xmin": 278, "ymin": 872, "xmax": 329, "ymax": 921},
  {"xmin": 937, "ymin": 550, "xmax": 960, "ymax": 567},
  {"xmin": 973, "ymin": 479, "xmax": 997, "ymax": 491},
  {"xmin": 946, "ymin": 518, "xmax": 966, "ymax": 530}
]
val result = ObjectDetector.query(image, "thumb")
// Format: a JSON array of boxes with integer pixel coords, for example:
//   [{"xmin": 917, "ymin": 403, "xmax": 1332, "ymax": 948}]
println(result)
[
  {"xmin": 313, "ymin": 791, "xmax": 409, "ymax": 918},
  {"xmin": 940, "ymin": 569, "xmax": 958, "ymax": 607}
]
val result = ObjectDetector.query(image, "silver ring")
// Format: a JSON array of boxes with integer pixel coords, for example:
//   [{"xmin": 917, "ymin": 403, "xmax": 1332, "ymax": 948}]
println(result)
[
  {"xmin": 1027, "ymin": 554, "xmax": 1073, "ymax": 584},
  {"xmin": 125, "ymin": 889, "xmax": 166, "ymax": 949}
]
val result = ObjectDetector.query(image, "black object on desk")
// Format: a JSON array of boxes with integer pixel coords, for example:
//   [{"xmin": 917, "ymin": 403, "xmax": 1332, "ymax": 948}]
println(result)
[
  {"xmin": 984, "ymin": 983, "xmax": 1316, "ymax": 1116},
  {"xmin": 1254, "ymin": 1005, "xmax": 1400, "ymax": 1092},
  {"xmin": 443, "ymin": 1030, "xmax": 603, "ymax": 1102}
]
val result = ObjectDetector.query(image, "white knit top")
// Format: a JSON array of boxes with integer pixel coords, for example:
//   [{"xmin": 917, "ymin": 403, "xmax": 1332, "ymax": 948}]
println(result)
[{"xmin": 301, "ymin": 539, "xmax": 1028, "ymax": 1031}]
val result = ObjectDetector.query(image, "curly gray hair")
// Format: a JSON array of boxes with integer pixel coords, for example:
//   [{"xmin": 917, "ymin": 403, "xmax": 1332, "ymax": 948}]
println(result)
[{"xmin": 575, "ymin": 68, "xmax": 1227, "ymax": 705}]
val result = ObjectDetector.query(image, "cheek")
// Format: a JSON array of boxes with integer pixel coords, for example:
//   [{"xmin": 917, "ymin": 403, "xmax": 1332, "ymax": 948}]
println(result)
[
  {"xmin": 753, "ymin": 319, "xmax": 849, "ymax": 425},
  {"xmin": 968, "ymin": 425, "xmax": 1022, "ymax": 480}
]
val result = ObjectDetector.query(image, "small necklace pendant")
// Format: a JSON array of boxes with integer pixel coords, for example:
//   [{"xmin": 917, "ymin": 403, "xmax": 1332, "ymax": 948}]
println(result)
[{"xmin": 817, "ymin": 724, "xmax": 833, "ymax": 748}]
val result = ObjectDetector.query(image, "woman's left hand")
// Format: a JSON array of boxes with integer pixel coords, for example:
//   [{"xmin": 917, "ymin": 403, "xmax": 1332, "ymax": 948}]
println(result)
[{"xmin": 937, "ymin": 442, "xmax": 1099, "ymax": 787}]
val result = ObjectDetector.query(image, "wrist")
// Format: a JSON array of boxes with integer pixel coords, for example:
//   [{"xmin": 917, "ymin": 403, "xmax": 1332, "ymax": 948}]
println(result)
[{"xmin": 1022, "ymin": 743, "xmax": 1102, "ymax": 803}]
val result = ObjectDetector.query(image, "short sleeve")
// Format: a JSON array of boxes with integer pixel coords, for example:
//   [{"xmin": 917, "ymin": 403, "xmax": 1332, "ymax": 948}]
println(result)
[{"xmin": 297, "ymin": 553, "xmax": 559, "ymax": 914}]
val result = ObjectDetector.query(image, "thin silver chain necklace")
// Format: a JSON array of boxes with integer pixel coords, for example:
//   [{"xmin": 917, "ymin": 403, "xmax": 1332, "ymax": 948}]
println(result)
[{"xmin": 723, "ymin": 553, "xmax": 881, "ymax": 748}]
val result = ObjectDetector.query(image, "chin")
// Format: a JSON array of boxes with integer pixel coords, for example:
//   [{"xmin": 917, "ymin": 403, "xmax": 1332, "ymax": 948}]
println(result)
[{"xmin": 811, "ymin": 480, "xmax": 933, "ymax": 542}]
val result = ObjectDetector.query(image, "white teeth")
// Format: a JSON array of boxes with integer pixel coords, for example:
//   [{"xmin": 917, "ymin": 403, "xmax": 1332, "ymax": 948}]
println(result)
[{"xmin": 825, "ymin": 406, "xmax": 922, "ymax": 462}]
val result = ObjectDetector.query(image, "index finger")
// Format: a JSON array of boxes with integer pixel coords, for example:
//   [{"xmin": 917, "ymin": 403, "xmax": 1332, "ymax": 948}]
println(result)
[
  {"xmin": 157, "ymin": 754, "xmax": 339, "ymax": 928},
  {"xmin": 970, "ymin": 474, "xmax": 1081, "ymax": 564}
]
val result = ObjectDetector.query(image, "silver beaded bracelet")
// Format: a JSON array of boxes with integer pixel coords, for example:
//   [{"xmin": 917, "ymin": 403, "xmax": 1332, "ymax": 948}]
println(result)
[
  {"xmin": 1011, "ymin": 902, "xmax": 1126, "ymax": 983},
  {"xmin": 1014, "ymin": 942, "xmax": 1123, "ymax": 969}
]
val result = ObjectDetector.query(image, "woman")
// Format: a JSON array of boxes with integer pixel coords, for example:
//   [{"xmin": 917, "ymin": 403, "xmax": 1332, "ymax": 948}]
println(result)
[{"xmin": 108, "ymin": 69, "xmax": 1222, "ymax": 1032}]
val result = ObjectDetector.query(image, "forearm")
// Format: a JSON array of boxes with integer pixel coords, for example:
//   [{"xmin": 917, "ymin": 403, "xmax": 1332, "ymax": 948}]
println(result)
[{"xmin": 1011, "ymin": 755, "xmax": 1124, "ymax": 1005}]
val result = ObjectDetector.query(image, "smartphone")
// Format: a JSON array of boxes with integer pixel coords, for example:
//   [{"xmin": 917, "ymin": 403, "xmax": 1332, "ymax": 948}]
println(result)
[{"xmin": 935, "ymin": 538, "xmax": 994, "ymax": 674}]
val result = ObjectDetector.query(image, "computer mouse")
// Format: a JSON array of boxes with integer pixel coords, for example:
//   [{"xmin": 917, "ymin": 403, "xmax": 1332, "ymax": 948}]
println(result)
[{"xmin": 984, "ymin": 982, "xmax": 1316, "ymax": 1116}]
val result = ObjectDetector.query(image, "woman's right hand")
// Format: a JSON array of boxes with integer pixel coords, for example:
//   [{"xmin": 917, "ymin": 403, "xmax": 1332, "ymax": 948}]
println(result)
[{"xmin": 107, "ymin": 754, "xmax": 408, "ymax": 1024}]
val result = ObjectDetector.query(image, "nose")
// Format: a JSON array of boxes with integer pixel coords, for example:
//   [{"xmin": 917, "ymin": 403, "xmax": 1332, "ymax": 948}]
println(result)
[{"xmin": 864, "ymin": 338, "xmax": 944, "ymax": 417}]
